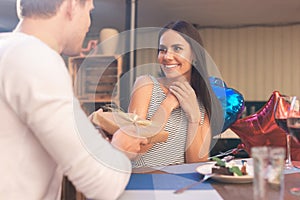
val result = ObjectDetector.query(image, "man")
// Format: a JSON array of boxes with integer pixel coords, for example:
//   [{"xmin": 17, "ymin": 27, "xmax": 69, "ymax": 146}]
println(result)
[{"xmin": 0, "ymin": 0, "xmax": 147, "ymax": 199}]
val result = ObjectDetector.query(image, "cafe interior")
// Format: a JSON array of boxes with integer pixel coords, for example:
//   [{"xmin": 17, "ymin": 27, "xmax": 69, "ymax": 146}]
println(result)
[{"xmin": 1, "ymin": 0, "xmax": 300, "ymax": 199}]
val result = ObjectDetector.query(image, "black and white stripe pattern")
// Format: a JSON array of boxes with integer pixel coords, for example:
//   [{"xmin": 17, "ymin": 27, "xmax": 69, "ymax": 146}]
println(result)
[{"xmin": 132, "ymin": 76, "xmax": 190, "ymax": 168}]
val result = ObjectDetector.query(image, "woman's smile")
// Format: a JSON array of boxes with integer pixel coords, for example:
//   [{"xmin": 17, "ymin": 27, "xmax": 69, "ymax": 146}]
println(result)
[{"xmin": 163, "ymin": 64, "xmax": 180, "ymax": 69}]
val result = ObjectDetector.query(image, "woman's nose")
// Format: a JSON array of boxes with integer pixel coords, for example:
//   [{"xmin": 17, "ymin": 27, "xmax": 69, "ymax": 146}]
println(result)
[{"xmin": 163, "ymin": 50, "xmax": 174, "ymax": 60}]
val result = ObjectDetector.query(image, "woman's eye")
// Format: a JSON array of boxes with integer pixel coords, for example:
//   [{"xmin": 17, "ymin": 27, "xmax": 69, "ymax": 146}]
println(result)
[
  {"xmin": 158, "ymin": 48, "xmax": 167, "ymax": 53},
  {"xmin": 173, "ymin": 46, "xmax": 183, "ymax": 52}
]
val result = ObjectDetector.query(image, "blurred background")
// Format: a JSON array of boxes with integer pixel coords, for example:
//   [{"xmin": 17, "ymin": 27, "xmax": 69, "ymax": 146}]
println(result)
[{"xmin": 1, "ymin": 0, "xmax": 300, "ymax": 113}]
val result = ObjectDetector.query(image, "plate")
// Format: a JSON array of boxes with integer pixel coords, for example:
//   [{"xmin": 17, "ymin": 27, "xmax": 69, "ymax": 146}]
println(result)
[{"xmin": 196, "ymin": 160, "xmax": 253, "ymax": 184}]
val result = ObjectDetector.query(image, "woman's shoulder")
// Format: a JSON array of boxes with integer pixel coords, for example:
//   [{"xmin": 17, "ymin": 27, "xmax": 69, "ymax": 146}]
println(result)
[
  {"xmin": 133, "ymin": 75, "xmax": 155, "ymax": 90},
  {"xmin": 135, "ymin": 75, "xmax": 154, "ymax": 83},
  {"xmin": 133, "ymin": 75, "xmax": 170, "ymax": 94}
]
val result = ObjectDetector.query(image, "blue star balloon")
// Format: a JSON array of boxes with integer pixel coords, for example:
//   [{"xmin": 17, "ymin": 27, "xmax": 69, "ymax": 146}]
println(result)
[{"xmin": 209, "ymin": 77, "xmax": 245, "ymax": 132}]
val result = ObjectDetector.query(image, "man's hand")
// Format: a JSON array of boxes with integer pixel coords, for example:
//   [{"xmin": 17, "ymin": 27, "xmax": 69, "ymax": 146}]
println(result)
[{"xmin": 111, "ymin": 127, "xmax": 149, "ymax": 160}]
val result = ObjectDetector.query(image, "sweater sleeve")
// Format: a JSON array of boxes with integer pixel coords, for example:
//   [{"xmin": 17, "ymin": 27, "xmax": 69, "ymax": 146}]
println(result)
[{"xmin": 1, "ymin": 37, "xmax": 131, "ymax": 199}]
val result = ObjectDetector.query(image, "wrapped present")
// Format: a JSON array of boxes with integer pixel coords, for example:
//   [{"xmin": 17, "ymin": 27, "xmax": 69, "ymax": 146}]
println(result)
[{"xmin": 92, "ymin": 111, "xmax": 168, "ymax": 144}]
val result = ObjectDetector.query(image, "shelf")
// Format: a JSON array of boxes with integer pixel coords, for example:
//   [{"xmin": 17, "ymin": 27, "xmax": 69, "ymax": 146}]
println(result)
[{"xmin": 68, "ymin": 55, "xmax": 122, "ymax": 114}]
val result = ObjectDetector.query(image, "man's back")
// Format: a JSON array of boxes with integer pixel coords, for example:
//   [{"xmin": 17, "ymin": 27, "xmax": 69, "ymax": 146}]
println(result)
[
  {"xmin": 0, "ymin": 32, "xmax": 131, "ymax": 200},
  {"xmin": 0, "ymin": 32, "xmax": 68, "ymax": 199}
]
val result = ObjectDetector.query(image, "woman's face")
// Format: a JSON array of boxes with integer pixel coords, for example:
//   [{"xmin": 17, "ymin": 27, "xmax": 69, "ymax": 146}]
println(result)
[{"xmin": 158, "ymin": 30, "xmax": 194, "ymax": 80}]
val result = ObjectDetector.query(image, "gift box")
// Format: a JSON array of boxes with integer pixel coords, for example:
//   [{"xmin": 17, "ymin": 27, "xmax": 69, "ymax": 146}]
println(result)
[{"xmin": 92, "ymin": 111, "xmax": 169, "ymax": 144}]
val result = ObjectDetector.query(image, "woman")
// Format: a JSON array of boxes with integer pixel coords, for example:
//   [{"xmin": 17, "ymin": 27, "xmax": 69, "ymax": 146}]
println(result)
[{"xmin": 128, "ymin": 20, "xmax": 223, "ymax": 168}]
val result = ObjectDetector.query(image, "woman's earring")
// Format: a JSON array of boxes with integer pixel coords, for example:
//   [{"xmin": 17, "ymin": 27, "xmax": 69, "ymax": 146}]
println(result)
[{"xmin": 192, "ymin": 60, "xmax": 197, "ymax": 66}]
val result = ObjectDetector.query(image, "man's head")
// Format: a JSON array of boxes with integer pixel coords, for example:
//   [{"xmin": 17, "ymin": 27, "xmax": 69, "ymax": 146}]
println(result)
[{"xmin": 16, "ymin": 0, "xmax": 94, "ymax": 56}]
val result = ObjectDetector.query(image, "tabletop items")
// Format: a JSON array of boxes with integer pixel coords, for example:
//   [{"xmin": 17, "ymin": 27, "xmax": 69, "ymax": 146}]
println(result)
[
  {"xmin": 174, "ymin": 173, "xmax": 214, "ymax": 194},
  {"xmin": 123, "ymin": 158, "xmax": 300, "ymax": 200},
  {"xmin": 287, "ymin": 96, "xmax": 300, "ymax": 144},
  {"xmin": 196, "ymin": 158, "xmax": 253, "ymax": 184},
  {"xmin": 252, "ymin": 147, "xmax": 285, "ymax": 200},
  {"xmin": 208, "ymin": 143, "xmax": 245, "ymax": 160},
  {"xmin": 274, "ymin": 95, "xmax": 294, "ymax": 169}
]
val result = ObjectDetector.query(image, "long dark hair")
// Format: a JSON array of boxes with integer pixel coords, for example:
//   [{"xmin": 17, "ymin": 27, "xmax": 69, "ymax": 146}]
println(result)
[{"xmin": 158, "ymin": 20, "xmax": 223, "ymax": 135}]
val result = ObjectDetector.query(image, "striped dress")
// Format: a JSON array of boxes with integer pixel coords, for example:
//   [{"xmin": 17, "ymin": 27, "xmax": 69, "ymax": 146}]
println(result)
[{"xmin": 132, "ymin": 76, "xmax": 189, "ymax": 168}]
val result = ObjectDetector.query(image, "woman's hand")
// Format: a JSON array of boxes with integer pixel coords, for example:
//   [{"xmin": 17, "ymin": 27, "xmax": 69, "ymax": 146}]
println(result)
[
  {"xmin": 169, "ymin": 81, "xmax": 200, "ymax": 123},
  {"xmin": 164, "ymin": 90, "xmax": 180, "ymax": 110}
]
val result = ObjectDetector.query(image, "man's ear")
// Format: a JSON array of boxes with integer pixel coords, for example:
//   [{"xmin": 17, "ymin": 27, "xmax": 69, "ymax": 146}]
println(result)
[{"xmin": 65, "ymin": 0, "xmax": 77, "ymax": 20}]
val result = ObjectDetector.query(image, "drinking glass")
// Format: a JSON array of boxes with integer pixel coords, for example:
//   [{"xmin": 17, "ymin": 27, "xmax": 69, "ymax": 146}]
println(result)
[
  {"xmin": 287, "ymin": 96, "xmax": 300, "ymax": 196},
  {"xmin": 274, "ymin": 96, "xmax": 293, "ymax": 169},
  {"xmin": 252, "ymin": 147, "xmax": 285, "ymax": 200},
  {"xmin": 287, "ymin": 96, "xmax": 300, "ymax": 143}
]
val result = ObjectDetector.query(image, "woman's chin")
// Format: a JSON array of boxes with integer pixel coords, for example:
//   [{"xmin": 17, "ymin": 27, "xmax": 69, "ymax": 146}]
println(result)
[
  {"xmin": 163, "ymin": 70, "xmax": 181, "ymax": 77},
  {"xmin": 165, "ymin": 75, "xmax": 184, "ymax": 81},
  {"xmin": 164, "ymin": 73, "xmax": 177, "ymax": 77}
]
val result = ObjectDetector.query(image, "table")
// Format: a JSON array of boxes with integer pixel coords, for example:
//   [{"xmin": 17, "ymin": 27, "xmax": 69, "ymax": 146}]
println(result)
[
  {"xmin": 212, "ymin": 173, "xmax": 300, "ymax": 200},
  {"xmin": 120, "ymin": 173, "xmax": 222, "ymax": 200},
  {"xmin": 119, "ymin": 159, "xmax": 300, "ymax": 200}
]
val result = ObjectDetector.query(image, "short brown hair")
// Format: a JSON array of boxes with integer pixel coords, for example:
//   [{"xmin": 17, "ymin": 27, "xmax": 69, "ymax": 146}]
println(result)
[{"xmin": 17, "ymin": 0, "xmax": 87, "ymax": 18}]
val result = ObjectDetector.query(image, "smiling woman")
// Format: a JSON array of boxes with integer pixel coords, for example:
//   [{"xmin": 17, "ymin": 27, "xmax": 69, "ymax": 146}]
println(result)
[{"xmin": 128, "ymin": 20, "xmax": 224, "ymax": 170}]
